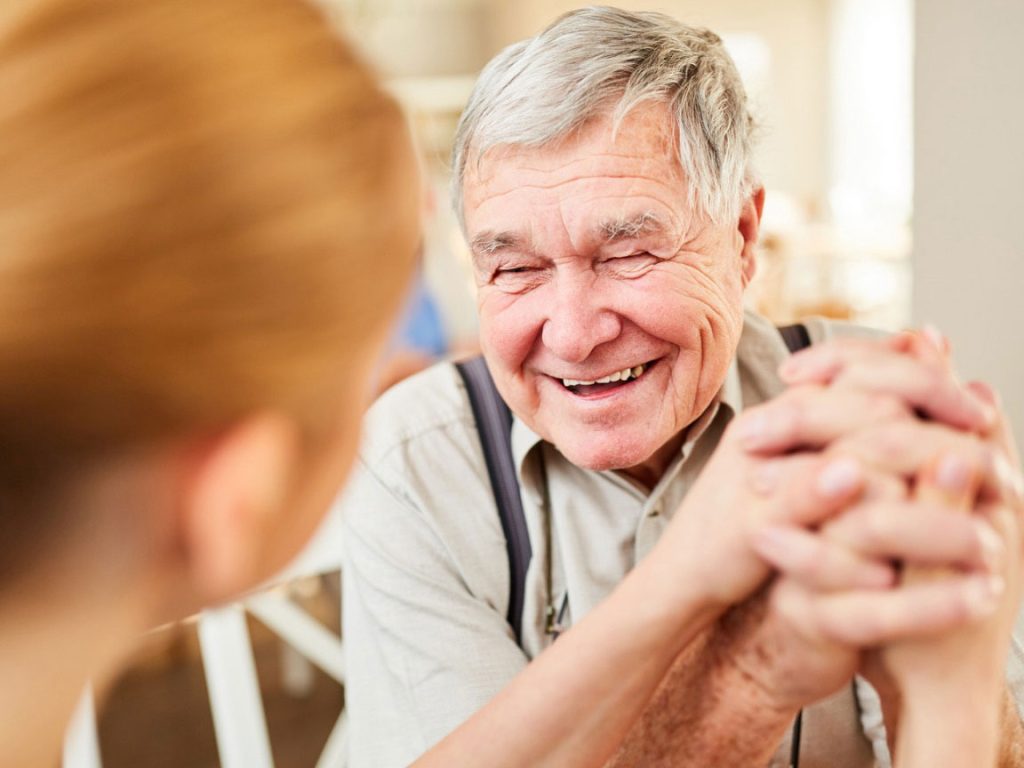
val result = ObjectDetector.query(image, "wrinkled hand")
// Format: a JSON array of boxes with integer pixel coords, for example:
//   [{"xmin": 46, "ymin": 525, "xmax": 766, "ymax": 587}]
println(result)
[
  {"xmin": 776, "ymin": 333, "xmax": 1023, "ymax": 700},
  {"xmin": 716, "ymin": 330, "xmax": 1013, "ymax": 712},
  {"xmin": 661, "ymin": 385, "xmax": 894, "ymax": 610},
  {"xmin": 723, "ymin": 452, "xmax": 1001, "ymax": 711}
]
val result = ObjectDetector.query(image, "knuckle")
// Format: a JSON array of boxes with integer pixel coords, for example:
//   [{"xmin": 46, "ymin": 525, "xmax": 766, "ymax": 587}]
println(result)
[
  {"xmin": 770, "ymin": 581, "xmax": 803, "ymax": 624},
  {"xmin": 917, "ymin": 353, "xmax": 946, "ymax": 381},
  {"xmin": 945, "ymin": 590, "xmax": 973, "ymax": 626},
  {"xmin": 816, "ymin": 608, "xmax": 853, "ymax": 645},
  {"xmin": 865, "ymin": 393, "xmax": 909, "ymax": 423},
  {"xmin": 725, "ymin": 409, "xmax": 756, "ymax": 444},
  {"xmin": 871, "ymin": 604, "xmax": 901, "ymax": 640},
  {"xmin": 868, "ymin": 473, "xmax": 908, "ymax": 503},
  {"xmin": 857, "ymin": 509, "xmax": 890, "ymax": 551},
  {"xmin": 799, "ymin": 548, "xmax": 825, "ymax": 582},
  {"xmin": 865, "ymin": 422, "xmax": 909, "ymax": 465}
]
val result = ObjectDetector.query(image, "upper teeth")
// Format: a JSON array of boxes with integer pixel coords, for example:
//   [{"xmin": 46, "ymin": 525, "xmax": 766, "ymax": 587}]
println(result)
[{"xmin": 563, "ymin": 364, "xmax": 645, "ymax": 388}]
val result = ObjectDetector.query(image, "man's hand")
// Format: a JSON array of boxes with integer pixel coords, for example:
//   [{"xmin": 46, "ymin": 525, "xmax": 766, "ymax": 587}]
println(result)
[
  {"xmin": 656, "ymin": 385, "xmax": 900, "ymax": 610},
  {"xmin": 706, "ymin": 331, "xmax": 1010, "ymax": 715}
]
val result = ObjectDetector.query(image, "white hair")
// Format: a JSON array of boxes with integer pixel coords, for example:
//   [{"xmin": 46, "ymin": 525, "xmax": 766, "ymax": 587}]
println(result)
[{"xmin": 451, "ymin": 6, "xmax": 758, "ymax": 229}]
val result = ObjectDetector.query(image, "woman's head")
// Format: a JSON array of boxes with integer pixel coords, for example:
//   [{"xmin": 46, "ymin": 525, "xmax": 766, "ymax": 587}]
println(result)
[{"xmin": 0, "ymin": 0, "xmax": 419, "ymax": 606}]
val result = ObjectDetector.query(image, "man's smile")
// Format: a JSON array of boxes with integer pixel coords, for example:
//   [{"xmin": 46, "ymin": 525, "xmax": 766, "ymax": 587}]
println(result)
[{"xmin": 551, "ymin": 358, "xmax": 660, "ymax": 399}]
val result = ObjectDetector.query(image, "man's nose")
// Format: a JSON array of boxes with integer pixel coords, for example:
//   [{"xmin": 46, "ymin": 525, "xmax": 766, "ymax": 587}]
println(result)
[{"xmin": 540, "ymin": 275, "xmax": 622, "ymax": 363}]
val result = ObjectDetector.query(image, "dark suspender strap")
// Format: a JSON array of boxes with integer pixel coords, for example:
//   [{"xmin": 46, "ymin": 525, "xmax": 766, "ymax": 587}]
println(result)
[
  {"xmin": 778, "ymin": 322, "xmax": 809, "ymax": 768},
  {"xmin": 455, "ymin": 357, "xmax": 532, "ymax": 645},
  {"xmin": 778, "ymin": 322, "xmax": 811, "ymax": 354},
  {"xmin": 788, "ymin": 708, "xmax": 803, "ymax": 768}
]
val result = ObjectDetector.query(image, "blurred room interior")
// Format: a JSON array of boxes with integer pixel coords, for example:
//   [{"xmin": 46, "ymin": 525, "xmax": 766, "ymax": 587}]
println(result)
[{"xmin": 71, "ymin": 1, "xmax": 1023, "ymax": 766}]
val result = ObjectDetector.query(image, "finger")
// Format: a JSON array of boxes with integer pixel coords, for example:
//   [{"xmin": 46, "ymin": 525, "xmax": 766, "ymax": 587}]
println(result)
[
  {"xmin": 903, "ymin": 454, "xmax": 977, "ymax": 586},
  {"xmin": 888, "ymin": 326, "xmax": 950, "ymax": 363},
  {"xmin": 915, "ymin": 452, "xmax": 980, "ymax": 508},
  {"xmin": 829, "ymin": 355, "xmax": 992, "ymax": 433},
  {"xmin": 821, "ymin": 499, "xmax": 1002, "ymax": 572},
  {"xmin": 734, "ymin": 385, "xmax": 912, "ymax": 454},
  {"xmin": 778, "ymin": 339, "xmax": 994, "ymax": 432},
  {"xmin": 860, "ymin": 469, "xmax": 908, "ymax": 502},
  {"xmin": 748, "ymin": 454, "xmax": 865, "ymax": 528},
  {"xmin": 968, "ymin": 380, "xmax": 1022, "ymax": 468},
  {"xmin": 752, "ymin": 524, "xmax": 896, "ymax": 590},
  {"xmin": 920, "ymin": 324, "xmax": 952, "ymax": 357},
  {"xmin": 751, "ymin": 453, "xmax": 905, "ymax": 506},
  {"xmin": 835, "ymin": 420, "xmax": 1020, "ymax": 508},
  {"xmin": 774, "ymin": 573, "xmax": 1005, "ymax": 647}
]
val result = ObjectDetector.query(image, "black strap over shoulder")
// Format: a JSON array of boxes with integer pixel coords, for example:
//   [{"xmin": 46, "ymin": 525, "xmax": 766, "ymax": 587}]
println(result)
[
  {"xmin": 769, "ymin": 324, "xmax": 810, "ymax": 768},
  {"xmin": 455, "ymin": 323, "xmax": 809, "ymax": 649},
  {"xmin": 455, "ymin": 356, "xmax": 532, "ymax": 645},
  {"xmin": 778, "ymin": 322, "xmax": 812, "ymax": 354}
]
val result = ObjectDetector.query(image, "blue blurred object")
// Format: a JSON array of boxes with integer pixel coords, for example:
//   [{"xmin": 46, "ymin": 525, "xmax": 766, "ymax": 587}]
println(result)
[{"xmin": 395, "ymin": 271, "xmax": 448, "ymax": 357}]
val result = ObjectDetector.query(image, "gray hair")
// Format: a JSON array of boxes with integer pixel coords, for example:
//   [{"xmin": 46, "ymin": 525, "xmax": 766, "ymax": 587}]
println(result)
[{"xmin": 451, "ymin": 6, "xmax": 757, "ymax": 229}]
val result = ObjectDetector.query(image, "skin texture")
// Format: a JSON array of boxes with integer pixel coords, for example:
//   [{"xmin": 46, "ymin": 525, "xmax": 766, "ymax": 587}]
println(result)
[
  {"xmin": 753, "ymin": 337, "xmax": 1024, "ymax": 767},
  {"xmin": 463, "ymin": 102, "xmax": 760, "ymax": 488}
]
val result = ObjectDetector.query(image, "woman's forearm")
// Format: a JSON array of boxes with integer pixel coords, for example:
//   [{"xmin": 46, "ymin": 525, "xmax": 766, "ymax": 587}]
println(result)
[
  {"xmin": 413, "ymin": 546, "xmax": 723, "ymax": 768},
  {"xmin": 895, "ymin": 679, "xmax": 1003, "ymax": 768}
]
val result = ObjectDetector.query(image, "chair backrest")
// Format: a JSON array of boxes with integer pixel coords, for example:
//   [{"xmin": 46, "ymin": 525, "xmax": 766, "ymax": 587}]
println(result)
[{"xmin": 62, "ymin": 501, "xmax": 352, "ymax": 768}]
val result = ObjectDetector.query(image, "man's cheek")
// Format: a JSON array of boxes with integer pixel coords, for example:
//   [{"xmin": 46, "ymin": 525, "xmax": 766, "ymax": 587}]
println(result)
[{"xmin": 483, "ymin": 307, "xmax": 543, "ymax": 365}]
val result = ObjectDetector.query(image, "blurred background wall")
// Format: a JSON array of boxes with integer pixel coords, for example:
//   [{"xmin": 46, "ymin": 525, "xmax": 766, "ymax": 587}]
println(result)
[{"xmin": 914, "ymin": 0, "xmax": 1024, "ymax": 444}]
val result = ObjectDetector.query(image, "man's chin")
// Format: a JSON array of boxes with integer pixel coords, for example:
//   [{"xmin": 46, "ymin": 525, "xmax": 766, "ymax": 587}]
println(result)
[
  {"xmin": 553, "ymin": 438, "xmax": 657, "ymax": 475},
  {"xmin": 549, "ymin": 424, "xmax": 685, "ymax": 486}
]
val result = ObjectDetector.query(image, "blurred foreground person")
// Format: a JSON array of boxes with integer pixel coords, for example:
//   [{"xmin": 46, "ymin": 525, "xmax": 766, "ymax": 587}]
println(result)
[
  {"xmin": 0, "ymin": 2, "xmax": 1017, "ymax": 768},
  {"xmin": 0, "ymin": 0, "xmax": 418, "ymax": 763}
]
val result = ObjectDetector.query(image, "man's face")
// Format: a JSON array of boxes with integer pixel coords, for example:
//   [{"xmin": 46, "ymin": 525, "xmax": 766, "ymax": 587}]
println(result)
[{"xmin": 462, "ymin": 102, "xmax": 761, "ymax": 484}]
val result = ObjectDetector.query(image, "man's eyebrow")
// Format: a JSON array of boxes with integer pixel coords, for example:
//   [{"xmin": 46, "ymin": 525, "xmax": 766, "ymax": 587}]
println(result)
[
  {"xmin": 598, "ymin": 211, "xmax": 664, "ymax": 242},
  {"xmin": 470, "ymin": 230, "xmax": 523, "ymax": 256}
]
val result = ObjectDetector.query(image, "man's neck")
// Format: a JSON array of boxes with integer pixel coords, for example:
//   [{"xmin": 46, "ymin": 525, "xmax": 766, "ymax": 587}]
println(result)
[{"xmin": 620, "ymin": 430, "xmax": 687, "ymax": 492}]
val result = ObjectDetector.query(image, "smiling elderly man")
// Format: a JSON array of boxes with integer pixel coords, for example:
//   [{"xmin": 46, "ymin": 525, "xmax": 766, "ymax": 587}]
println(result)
[{"xmin": 340, "ymin": 7, "xmax": 1024, "ymax": 767}]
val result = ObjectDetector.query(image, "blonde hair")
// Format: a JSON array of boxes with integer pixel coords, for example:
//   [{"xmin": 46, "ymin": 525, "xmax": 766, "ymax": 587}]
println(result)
[{"xmin": 0, "ymin": 0, "xmax": 415, "ymax": 526}]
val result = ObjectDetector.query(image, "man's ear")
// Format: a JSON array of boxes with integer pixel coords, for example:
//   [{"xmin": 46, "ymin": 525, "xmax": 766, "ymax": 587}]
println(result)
[
  {"xmin": 179, "ymin": 413, "xmax": 300, "ymax": 605},
  {"xmin": 738, "ymin": 185, "xmax": 765, "ymax": 288}
]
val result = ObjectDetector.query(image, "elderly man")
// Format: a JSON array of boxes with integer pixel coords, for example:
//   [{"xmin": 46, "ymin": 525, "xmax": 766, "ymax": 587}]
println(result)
[{"xmin": 341, "ymin": 7, "xmax": 1024, "ymax": 766}]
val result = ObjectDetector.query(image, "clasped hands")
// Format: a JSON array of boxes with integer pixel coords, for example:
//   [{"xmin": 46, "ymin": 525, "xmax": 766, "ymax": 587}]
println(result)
[{"xmin": 668, "ymin": 329, "xmax": 1023, "ymax": 752}]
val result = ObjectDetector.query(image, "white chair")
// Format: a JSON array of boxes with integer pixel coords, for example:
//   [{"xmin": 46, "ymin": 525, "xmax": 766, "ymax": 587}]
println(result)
[{"xmin": 63, "ymin": 500, "xmax": 350, "ymax": 768}]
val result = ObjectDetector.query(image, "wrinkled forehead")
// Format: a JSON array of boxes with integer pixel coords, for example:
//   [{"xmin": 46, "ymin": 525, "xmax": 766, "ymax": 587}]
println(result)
[
  {"xmin": 462, "ymin": 104, "xmax": 693, "ymax": 250},
  {"xmin": 466, "ymin": 101, "xmax": 680, "ymax": 185}
]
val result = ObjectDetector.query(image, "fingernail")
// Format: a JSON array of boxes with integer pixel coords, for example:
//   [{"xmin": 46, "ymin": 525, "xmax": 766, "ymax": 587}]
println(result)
[
  {"xmin": 962, "ymin": 385, "xmax": 999, "ymax": 429},
  {"xmin": 976, "ymin": 521, "xmax": 1004, "ymax": 571},
  {"xmin": 967, "ymin": 380, "xmax": 997, "ymax": 406},
  {"xmin": 966, "ymin": 574, "xmax": 1005, "ymax": 619},
  {"xmin": 972, "ymin": 401, "xmax": 998, "ymax": 431},
  {"xmin": 936, "ymin": 454, "xmax": 972, "ymax": 492},
  {"xmin": 816, "ymin": 457, "xmax": 862, "ymax": 498},
  {"xmin": 922, "ymin": 323, "xmax": 947, "ymax": 353}
]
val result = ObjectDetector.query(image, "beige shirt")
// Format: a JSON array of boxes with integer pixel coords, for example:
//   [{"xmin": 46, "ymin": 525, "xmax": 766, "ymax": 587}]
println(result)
[{"xmin": 340, "ymin": 310, "xmax": 1024, "ymax": 768}]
